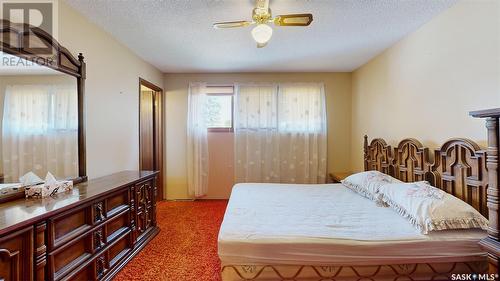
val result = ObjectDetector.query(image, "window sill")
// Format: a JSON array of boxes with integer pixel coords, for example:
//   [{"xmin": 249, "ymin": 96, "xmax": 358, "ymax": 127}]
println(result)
[{"xmin": 208, "ymin": 128, "xmax": 233, "ymax": 133}]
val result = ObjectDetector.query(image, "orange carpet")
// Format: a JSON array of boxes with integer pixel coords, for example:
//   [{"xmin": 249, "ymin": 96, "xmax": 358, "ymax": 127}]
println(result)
[{"xmin": 114, "ymin": 200, "xmax": 228, "ymax": 281}]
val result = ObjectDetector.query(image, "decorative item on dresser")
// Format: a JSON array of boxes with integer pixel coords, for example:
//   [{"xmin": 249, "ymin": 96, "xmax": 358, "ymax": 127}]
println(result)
[
  {"xmin": 470, "ymin": 108, "xmax": 500, "ymax": 274},
  {"xmin": 0, "ymin": 171, "xmax": 159, "ymax": 281}
]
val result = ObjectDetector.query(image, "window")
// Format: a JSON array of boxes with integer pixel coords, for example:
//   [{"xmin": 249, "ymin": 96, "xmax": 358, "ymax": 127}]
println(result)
[
  {"xmin": 205, "ymin": 86, "xmax": 233, "ymax": 132},
  {"xmin": 2, "ymin": 84, "xmax": 78, "ymax": 182},
  {"xmin": 278, "ymin": 84, "xmax": 325, "ymax": 132},
  {"xmin": 3, "ymin": 84, "xmax": 78, "ymax": 133},
  {"xmin": 235, "ymin": 83, "xmax": 325, "ymax": 133}
]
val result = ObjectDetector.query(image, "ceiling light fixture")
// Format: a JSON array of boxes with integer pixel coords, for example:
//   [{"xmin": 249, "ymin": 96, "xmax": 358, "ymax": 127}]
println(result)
[
  {"xmin": 213, "ymin": 0, "xmax": 313, "ymax": 48},
  {"xmin": 251, "ymin": 24, "xmax": 273, "ymax": 47}
]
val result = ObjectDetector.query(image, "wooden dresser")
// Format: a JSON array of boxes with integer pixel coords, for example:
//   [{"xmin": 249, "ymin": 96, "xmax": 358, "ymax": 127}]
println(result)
[
  {"xmin": 0, "ymin": 170, "xmax": 159, "ymax": 281},
  {"xmin": 471, "ymin": 108, "xmax": 500, "ymax": 274}
]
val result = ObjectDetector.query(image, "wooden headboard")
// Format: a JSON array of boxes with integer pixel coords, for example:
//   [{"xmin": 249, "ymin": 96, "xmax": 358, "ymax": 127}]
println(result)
[{"xmin": 364, "ymin": 135, "xmax": 489, "ymax": 218}]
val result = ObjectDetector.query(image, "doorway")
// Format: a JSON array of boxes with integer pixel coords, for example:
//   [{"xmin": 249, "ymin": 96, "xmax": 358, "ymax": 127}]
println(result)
[{"xmin": 139, "ymin": 78, "xmax": 164, "ymax": 201}]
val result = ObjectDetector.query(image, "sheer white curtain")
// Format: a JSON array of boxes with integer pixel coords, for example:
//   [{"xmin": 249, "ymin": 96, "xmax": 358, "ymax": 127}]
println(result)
[
  {"xmin": 278, "ymin": 83, "xmax": 327, "ymax": 183},
  {"xmin": 2, "ymin": 84, "xmax": 78, "ymax": 182},
  {"xmin": 234, "ymin": 83, "xmax": 327, "ymax": 184},
  {"xmin": 187, "ymin": 83, "xmax": 209, "ymax": 198},
  {"xmin": 234, "ymin": 84, "xmax": 280, "ymax": 182}
]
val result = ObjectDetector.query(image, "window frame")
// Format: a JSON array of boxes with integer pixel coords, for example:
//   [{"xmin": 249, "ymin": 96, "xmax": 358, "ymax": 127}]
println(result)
[{"xmin": 206, "ymin": 86, "xmax": 234, "ymax": 133}]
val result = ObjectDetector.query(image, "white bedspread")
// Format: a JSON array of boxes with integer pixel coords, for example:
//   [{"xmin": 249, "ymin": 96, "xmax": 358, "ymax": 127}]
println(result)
[{"xmin": 218, "ymin": 183, "xmax": 487, "ymax": 265}]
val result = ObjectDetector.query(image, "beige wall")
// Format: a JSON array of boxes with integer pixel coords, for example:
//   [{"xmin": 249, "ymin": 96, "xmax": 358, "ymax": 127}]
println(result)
[
  {"xmin": 165, "ymin": 73, "xmax": 352, "ymax": 199},
  {"xmin": 57, "ymin": 1, "xmax": 164, "ymax": 180},
  {"xmin": 350, "ymin": 0, "xmax": 499, "ymax": 171}
]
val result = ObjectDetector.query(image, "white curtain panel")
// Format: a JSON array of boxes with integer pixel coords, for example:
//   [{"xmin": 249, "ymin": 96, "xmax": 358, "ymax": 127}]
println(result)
[
  {"xmin": 187, "ymin": 83, "xmax": 209, "ymax": 198},
  {"xmin": 2, "ymin": 84, "xmax": 78, "ymax": 182},
  {"xmin": 234, "ymin": 84, "xmax": 280, "ymax": 183},
  {"xmin": 234, "ymin": 83, "xmax": 327, "ymax": 184}
]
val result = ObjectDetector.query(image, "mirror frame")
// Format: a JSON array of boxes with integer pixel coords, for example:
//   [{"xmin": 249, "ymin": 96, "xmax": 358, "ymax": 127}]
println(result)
[{"xmin": 0, "ymin": 19, "xmax": 87, "ymax": 201}]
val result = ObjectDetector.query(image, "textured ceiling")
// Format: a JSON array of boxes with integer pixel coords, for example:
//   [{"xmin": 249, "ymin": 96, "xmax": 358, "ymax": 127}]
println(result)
[{"xmin": 65, "ymin": 0, "xmax": 457, "ymax": 73}]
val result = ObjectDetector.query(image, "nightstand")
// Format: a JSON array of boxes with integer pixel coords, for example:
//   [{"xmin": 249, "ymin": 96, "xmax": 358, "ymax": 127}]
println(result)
[{"xmin": 328, "ymin": 172, "xmax": 353, "ymax": 183}]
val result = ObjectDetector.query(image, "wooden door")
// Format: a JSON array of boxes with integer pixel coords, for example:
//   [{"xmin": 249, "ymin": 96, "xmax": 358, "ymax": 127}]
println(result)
[
  {"xmin": 140, "ymin": 90, "xmax": 155, "ymax": 170},
  {"xmin": 139, "ymin": 79, "xmax": 164, "ymax": 201}
]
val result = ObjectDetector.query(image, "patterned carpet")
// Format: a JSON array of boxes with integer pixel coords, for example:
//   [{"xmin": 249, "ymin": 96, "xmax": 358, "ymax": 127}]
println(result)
[{"xmin": 114, "ymin": 200, "xmax": 228, "ymax": 281}]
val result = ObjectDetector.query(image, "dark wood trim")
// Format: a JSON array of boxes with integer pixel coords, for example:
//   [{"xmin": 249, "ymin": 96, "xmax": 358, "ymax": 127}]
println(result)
[
  {"xmin": 0, "ymin": 20, "xmax": 83, "ymax": 77},
  {"xmin": 470, "ymin": 108, "xmax": 500, "ymax": 118},
  {"xmin": 471, "ymin": 109, "xmax": 500, "ymax": 273},
  {"xmin": 0, "ymin": 171, "xmax": 158, "ymax": 237},
  {"xmin": 78, "ymin": 53, "xmax": 87, "ymax": 180},
  {"xmin": 139, "ymin": 78, "xmax": 164, "ymax": 201},
  {"xmin": 0, "ymin": 191, "xmax": 25, "ymax": 204},
  {"xmin": 0, "ymin": 19, "xmax": 87, "ymax": 199},
  {"xmin": 35, "ymin": 222, "xmax": 47, "ymax": 281},
  {"xmin": 139, "ymin": 78, "xmax": 162, "ymax": 93},
  {"xmin": 0, "ymin": 171, "xmax": 159, "ymax": 281},
  {"xmin": 364, "ymin": 135, "xmax": 489, "ymax": 218}
]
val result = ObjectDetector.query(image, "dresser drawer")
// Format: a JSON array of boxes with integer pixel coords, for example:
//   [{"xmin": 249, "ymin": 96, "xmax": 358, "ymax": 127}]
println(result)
[
  {"xmin": 48, "ymin": 206, "xmax": 93, "ymax": 250},
  {"xmin": 93, "ymin": 209, "xmax": 130, "ymax": 253},
  {"xmin": 106, "ymin": 210, "xmax": 130, "ymax": 243},
  {"xmin": 94, "ymin": 189, "xmax": 130, "ymax": 224},
  {"xmin": 0, "ymin": 226, "xmax": 34, "ymax": 281},
  {"xmin": 63, "ymin": 264, "xmax": 95, "ymax": 281},
  {"xmin": 105, "ymin": 189, "xmax": 129, "ymax": 217},
  {"xmin": 48, "ymin": 232, "xmax": 93, "ymax": 281},
  {"xmin": 107, "ymin": 230, "xmax": 132, "ymax": 269},
  {"xmin": 62, "ymin": 229, "xmax": 132, "ymax": 281}
]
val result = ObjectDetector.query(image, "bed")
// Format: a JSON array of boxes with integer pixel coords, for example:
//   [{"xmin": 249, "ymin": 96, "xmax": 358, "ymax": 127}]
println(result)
[{"xmin": 218, "ymin": 137, "xmax": 490, "ymax": 280}]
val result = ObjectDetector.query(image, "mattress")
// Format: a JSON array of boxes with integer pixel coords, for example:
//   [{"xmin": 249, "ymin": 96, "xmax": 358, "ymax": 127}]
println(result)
[{"xmin": 218, "ymin": 183, "xmax": 487, "ymax": 266}]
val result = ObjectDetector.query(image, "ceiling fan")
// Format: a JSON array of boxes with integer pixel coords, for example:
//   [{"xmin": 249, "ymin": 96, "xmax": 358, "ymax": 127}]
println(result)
[{"xmin": 213, "ymin": 0, "xmax": 313, "ymax": 48}]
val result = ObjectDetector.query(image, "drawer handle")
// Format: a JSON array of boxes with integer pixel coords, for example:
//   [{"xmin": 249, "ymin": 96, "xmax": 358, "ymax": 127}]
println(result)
[
  {"xmin": 94, "ymin": 202, "xmax": 106, "ymax": 222},
  {"xmin": 94, "ymin": 229, "xmax": 105, "ymax": 250},
  {"xmin": 96, "ymin": 255, "xmax": 107, "ymax": 278}
]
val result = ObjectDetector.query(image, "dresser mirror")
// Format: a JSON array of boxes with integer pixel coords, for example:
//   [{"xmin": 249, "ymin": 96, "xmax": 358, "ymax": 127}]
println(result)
[{"xmin": 0, "ymin": 20, "xmax": 86, "ymax": 202}]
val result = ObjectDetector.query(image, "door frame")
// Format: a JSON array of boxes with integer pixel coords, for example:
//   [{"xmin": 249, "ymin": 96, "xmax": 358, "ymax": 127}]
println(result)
[{"xmin": 139, "ymin": 78, "xmax": 164, "ymax": 201}]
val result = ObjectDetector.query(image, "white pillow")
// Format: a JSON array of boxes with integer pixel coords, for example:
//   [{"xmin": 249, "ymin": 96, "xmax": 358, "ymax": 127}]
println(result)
[
  {"xmin": 341, "ymin": 171, "xmax": 401, "ymax": 203},
  {"xmin": 378, "ymin": 181, "xmax": 489, "ymax": 234}
]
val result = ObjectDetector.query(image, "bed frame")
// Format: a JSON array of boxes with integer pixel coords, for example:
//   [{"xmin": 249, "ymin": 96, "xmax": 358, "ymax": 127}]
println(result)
[
  {"xmin": 222, "ymin": 108, "xmax": 500, "ymax": 280},
  {"xmin": 363, "ymin": 136, "xmax": 489, "ymax": 218},
  {"xmin": 221, "ymin": 135, "xmax": 493, "ymax": 281}
]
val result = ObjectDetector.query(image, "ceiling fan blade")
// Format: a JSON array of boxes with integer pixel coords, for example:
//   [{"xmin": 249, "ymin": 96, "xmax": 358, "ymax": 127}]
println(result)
[
  {"xmin": 213, "ymin": 20, "xmax": 252, "ymax": 29},
  {"xmin": 274, "ymin": 14, "xmax": 313, "ymax": 26}
]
